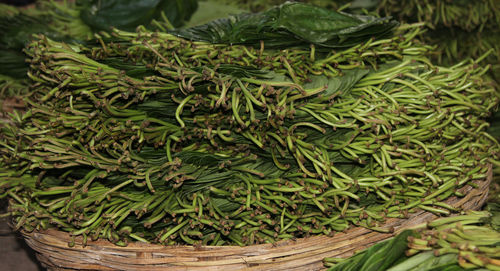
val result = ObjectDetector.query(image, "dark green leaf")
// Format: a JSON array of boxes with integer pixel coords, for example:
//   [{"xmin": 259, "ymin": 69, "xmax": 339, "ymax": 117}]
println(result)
[
  {"xmin": 98, "ymin": 58, "xmax": 156, "ymax": 78},
  {"xmin": 192, "ymin": 64, "xmax": 269, "ymax": 78},
  {"xmin": 360, "ymin": 230, "xmax": 413, "ymax": 271},
  {"xmin": 305, "ymin": 68, "xmax": 370, "ymax": 97},
  {"xmin": 211, "ymin": 197, "xmax": 240, "ymax": 212},
  {"xmin": 0, "ymin": 11, "xmax": 49, "ymax": 50},
  {"xmin": 0, "ymin": 12, "xmax": 45, "ymax": 77},
  {"xmin": 386, "ymin": 252, "xmax": 461, "ymax": 271},
  {"xmin": 486, "ymin": 203, "xmax": 500, "ymax": 231},
  {"xmin": 174, "ymin": 151, "xmax": 229, "ymax": 167},
  {"xmin": 0, "ymin": 6, "xmax": 85, "ymax": 78},
  {"xmin": 170, "ymin": 2, "xmax": 397, "ymax": 48},
  {"xmin": 329, "ymin": 230, "xmax": 413, "ymax": 271},
  {"xmin": 0, "ymin": 51, "xmax": 27, "ymax": 78},
  {"xmin": 79, "ymin": 0, "xmax": 198, "ymax": 31},
  {"xmin": 412, "ymin": 254, "xmax": 463, "ymax": 271},
  {"xmin": 159, "ymin": 0, "xmax": 199, "ymax": 28}
]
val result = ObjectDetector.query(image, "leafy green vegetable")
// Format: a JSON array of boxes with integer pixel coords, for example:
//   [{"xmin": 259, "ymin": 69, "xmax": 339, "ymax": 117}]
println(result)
[
  {"xmin": 0, "ymin": 2, "xmax": 91, "ymax": 79},
  {"xmin": 304, "ymin": 69, "xmax": 370, "ymax": 96},
  {"xmin": 79, "ymin": 0, "xmax": 198, "ymax": 31},
  {"xmin": 326, "ymin": 212, "xmax": 499, "ymax": 271},
  {"xmin": 329, "ymin": 230, "xmax": 413, "ymax": 271},
  {"xmin": 0, "ymin": 51, "xmax": 28, "ymax": 79},
  {"xmin": 171, "ymin": 2, "xmax": 397, "ymax": 48},
  {"xmin": 2, "ymin": 1, "xmax": 499, "ymax": 251},
  {"xmin": 0, "ymin": 8, "xmax": 48, "ymax": 77},
  {"xmin": 387, "ymin": 253, "xmax": 465, "ymax": 271},
  {"xmin": 0, "ymin": 11, "xmax": 47, "ymax": 50},
  {"xmin": 486, "ymin": 203, "xmax": 500, "ymax": 231}
]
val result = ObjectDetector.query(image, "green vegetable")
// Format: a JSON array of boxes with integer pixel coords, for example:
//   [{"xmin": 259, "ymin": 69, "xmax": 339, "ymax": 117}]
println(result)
[
  {"xmin": 0, "ymin": 4, "xmax": 499, "ymax": 247},
  {"xmin": 208, "ymin": 0, "xmax": 500, "ymax": 82},
  {"xmin": 377, "ymin": 0, "xmax": 500, "ymax": 82},
  {"xmin": 0, "ymin": 1, "xmax": 91, "ymax": 78},
  {"xmin": 79, "ymin": 0, "xmax": 198, "ymax": 31},
  {"xmin": 171, "ymin": 2, "xmax": 398, "ymax": 48},
  {"xmin": 326, "ymin": 210, "xmax": 500, "ymax": 270}
]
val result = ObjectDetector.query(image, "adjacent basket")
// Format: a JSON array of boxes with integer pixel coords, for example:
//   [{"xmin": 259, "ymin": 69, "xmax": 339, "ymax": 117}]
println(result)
[{"xmin": 22, "ymin": 166, "xmax": 492, "ymax": 271}]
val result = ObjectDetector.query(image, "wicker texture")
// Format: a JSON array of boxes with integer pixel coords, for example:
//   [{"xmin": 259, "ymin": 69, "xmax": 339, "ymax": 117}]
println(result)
[{"xmin": 22, "ymin": 167, "xmax": 491, "ymax": 271}]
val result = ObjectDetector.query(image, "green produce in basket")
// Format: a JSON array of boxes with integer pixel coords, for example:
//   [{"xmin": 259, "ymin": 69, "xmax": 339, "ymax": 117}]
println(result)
[
  {"xmin": 376, "ymin": 0, "xmax": 500, "ymax": 82},
  {"xmin": 324, "ymin": 207, "xmax": 500, "ymax": 270},
  {"xmin": 209, "ymin": 0, "xmax": 500, "ymax": 81},
  {"xmin": 0, "ymin": 3, "xmax": 499, "ymax": 246}
]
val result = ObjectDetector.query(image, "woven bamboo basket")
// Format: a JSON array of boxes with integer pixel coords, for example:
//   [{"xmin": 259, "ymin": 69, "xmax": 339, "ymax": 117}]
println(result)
[{"xmin": 21, "ymin": 166, "xmax": 492, "ymax": 271}]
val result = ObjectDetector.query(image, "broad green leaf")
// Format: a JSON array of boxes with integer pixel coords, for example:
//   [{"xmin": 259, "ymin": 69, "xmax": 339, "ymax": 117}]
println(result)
[
  {"xmin": 211, "ymin": 197, "xmax": 240, "ymax": 212},
  {"xmin": 79, "ymin": 0, "xmax": 198, "ymax": 31},
  {"xmin": 160, "ymin": 0, "xmax": 199, "ymax": 28},
  {"xmin": 411, "ymin": 254, "xmax": 463, "ymax": 271},
  {"xmin": 305, "ymin": 69, "xmax": 370, "ymax": 97},
  {"xmin": 328, "ymin": 252, "xmax": 368, "ymax": 271},
  {"xmin": 386, "ymin": 252, "xmax": 435, "ymax": 271},
  {"xmin": 175, "ymin": 151, "xmax": 229, "ymax": 167},
  {"xmin": 329, "ymin": 230, "xmax": 413, "ymax": 271},
  {"xmin": 486, "ymin": 203, "xmax": 500, "ymax": 231},
  {"xmin": 386, "ymin": 252, "xmax": 458, "ymax": 271},
  {"xmin": 359, "ymin": 230, "xmax": 413, "ymax": 271},
  {"xmin": 171, "ymin": 2, "xmax": 397, "ymax": 48},
  {"xmin": 274, "ymin": 3, "xmax": 392, "ymax": 44},
  {"xmin": 192, "ymin": 64, "xmax": 269, "ymax": 78},
  {"xmin": 0, "ymin": 50, "xmax": 27, "ymax": 78}
]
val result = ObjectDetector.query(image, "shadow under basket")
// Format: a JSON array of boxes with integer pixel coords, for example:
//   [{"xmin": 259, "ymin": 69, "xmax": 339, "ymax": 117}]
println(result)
[{"xmin": 22, "ymin": 166, "xmax": 492, "ymax": 271}]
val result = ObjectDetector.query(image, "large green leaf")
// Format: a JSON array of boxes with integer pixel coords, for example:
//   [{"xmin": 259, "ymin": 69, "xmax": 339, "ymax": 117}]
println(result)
[
  {"xmin": 304, "ymin": 68, "xmax": 370, "ymax": 97},
  {"xmin": 192, "ymin": 64, "xmax": 269, "ymax": 78},
  {"xmin": 79, "ymin": 0, "xmax": 198, "ymax": 31},
  {"xmin": 386, "ymin": 253, "xmax": 466, "ymax": 271},
  {"xmin": 170, "ymin": 2, "xmax": 397, "ymax": 48},
  {"xmin": 329, "ymin": 230, "xmax": 413, "ymax": 271},
  {"xmin": 0, "ymin": 10, "xmax": 48, "ymax": 50},
  {"xmin": 487, "ymin": 203, "xmax": 500, "ymax": 231},
  {"xmin": 0, "ymin": 51, "xmax": 28, "ymax": 78}
]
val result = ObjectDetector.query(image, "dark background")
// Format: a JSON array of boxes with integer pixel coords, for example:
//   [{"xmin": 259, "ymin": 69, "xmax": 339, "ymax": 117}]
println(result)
[{"xmin": 0, "ymin": 0, "xmax": 37, "ymax": 6}]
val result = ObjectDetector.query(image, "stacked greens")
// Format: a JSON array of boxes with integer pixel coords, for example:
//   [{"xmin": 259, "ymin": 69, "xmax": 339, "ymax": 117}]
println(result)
[
  {"xmin": 78, "ymin": 0, "xmax": 198, "ymax": 32},
  {"xmin": 325, "ymin": 208, "xmax": 500, "ymax": 270},
  {"xmin": 0, "ymin": 0, "xmax": 91, "ymax": 79},
  {"xmin": 0, "ymin": 0, "xmax": 199, "ymax": 104},
  {"xmin": 0, "ymin": 0, "xmax": 91, "ymax": 110},
  {"xmin": 171, "ymin": 2, "xmax": 397, "ymax": 48},
  {"xmin": 0, "ymin": 3, "xmax": 499, "ymax": 247},
  {"xmin": 377, "ymin": 0, "xmax": 500, "ymax": 82},
  {"xmin": 210, "ymin": 0, "xmax": 500, "ymax": 81}
]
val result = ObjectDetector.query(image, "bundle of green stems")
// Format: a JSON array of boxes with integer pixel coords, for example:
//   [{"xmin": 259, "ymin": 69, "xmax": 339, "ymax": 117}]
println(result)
[
  {"xmin": 325, "ymin": 211, "xmax": 500, "ymax": 270},
  {"xmin": 0, "ymin": 23, "xmax": 498, "ymax": 246}
]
